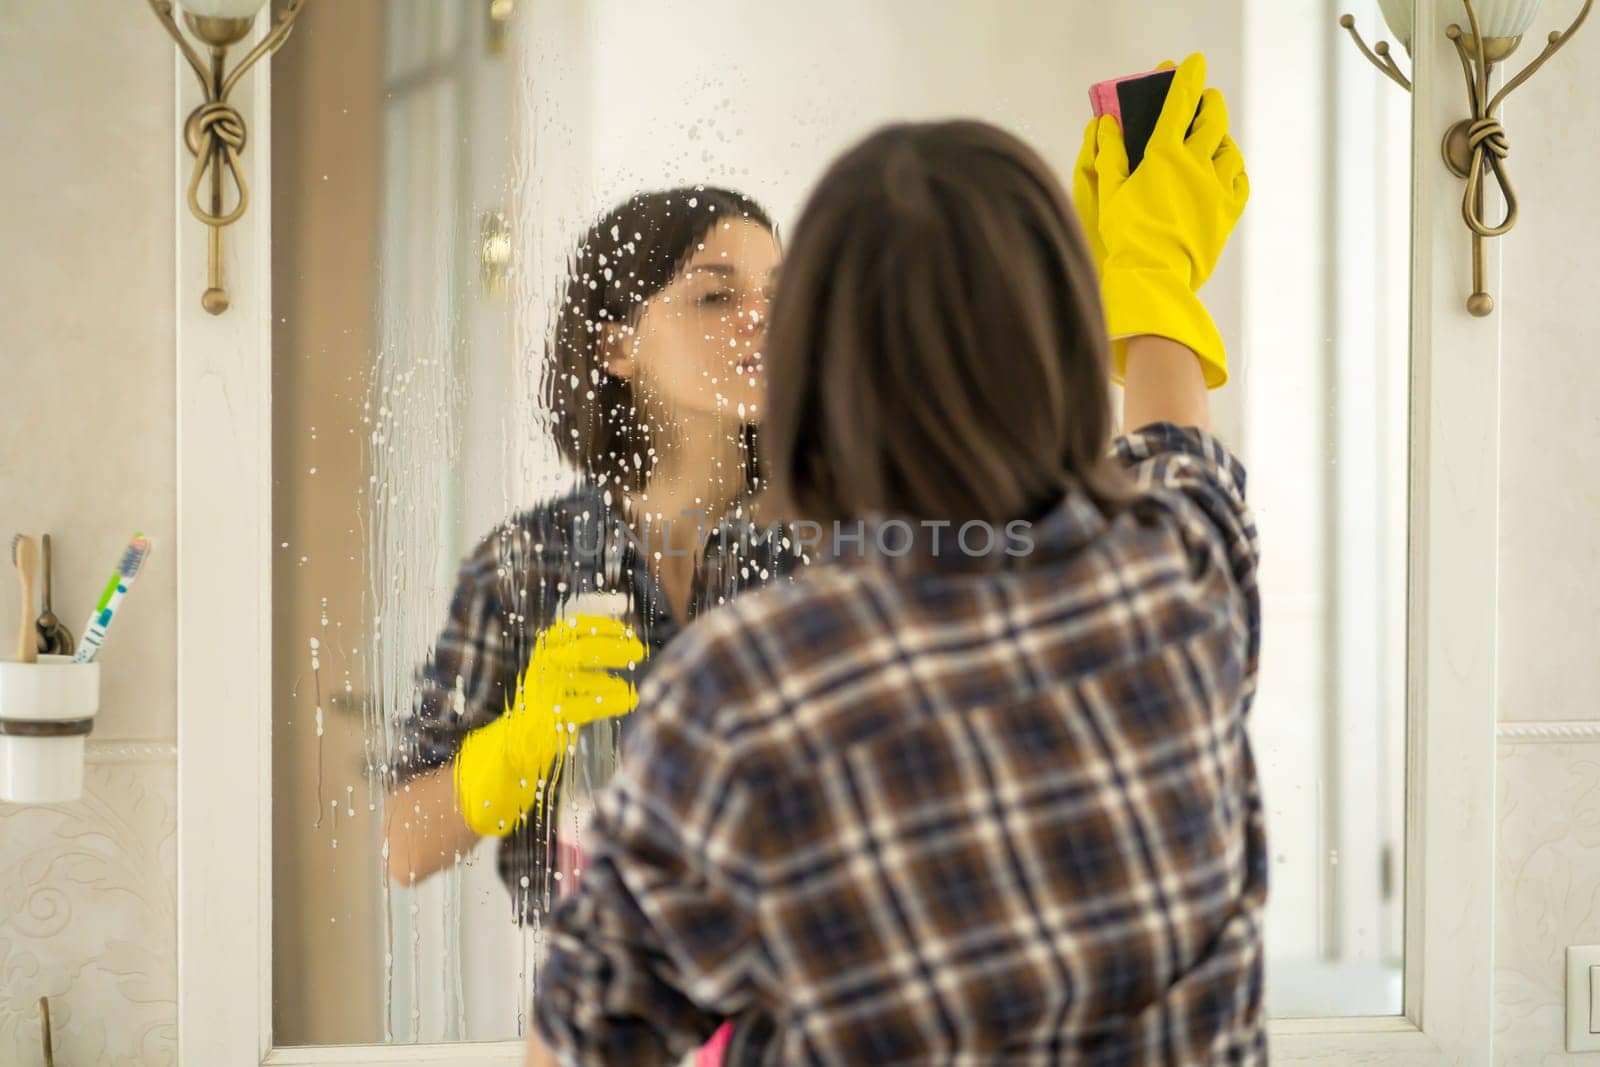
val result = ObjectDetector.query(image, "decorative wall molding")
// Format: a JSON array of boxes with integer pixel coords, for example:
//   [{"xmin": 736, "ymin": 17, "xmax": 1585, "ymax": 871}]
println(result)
[
  {"xmin": 85, "ymin": 741, "xmax": 178, "ymax": 763},
  {"xmin": 1496, "ymin": 721, "xmax": 1600, "ymax": 744}
]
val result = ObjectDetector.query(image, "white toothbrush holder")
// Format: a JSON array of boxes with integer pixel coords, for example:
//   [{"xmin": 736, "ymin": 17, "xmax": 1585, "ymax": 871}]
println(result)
[{"xmin": 0, "ymin": 655, "xmax": 100, "ymax": 804}]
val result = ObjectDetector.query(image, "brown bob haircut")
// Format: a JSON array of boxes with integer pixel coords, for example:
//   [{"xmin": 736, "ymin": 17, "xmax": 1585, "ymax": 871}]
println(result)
[
  {"xmin": 546, "ymin": 187, "xmax": 774, "ymax": 495},
  {"xmin": 763, "ymin": 120, "xmax": 1127, "ymax": 525}
]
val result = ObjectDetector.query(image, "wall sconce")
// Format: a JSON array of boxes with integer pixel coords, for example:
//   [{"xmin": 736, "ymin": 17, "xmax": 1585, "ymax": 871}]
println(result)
[
  {"xmin": 147, "ymin": 0, "xmax": 310, "ymax": 315},
  {"xmin": 480, "ymin": 211, "xmax": 513, "ymax": 298},
  {"xmin": 1340, "ymin": 0, "xmax": 1592, "ymax": 315}
]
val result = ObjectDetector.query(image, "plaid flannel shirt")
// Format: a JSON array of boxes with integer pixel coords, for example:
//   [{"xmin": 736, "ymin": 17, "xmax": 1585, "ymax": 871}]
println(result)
[
  {"xmin": 536, "ymin": 424, "xmax": 1266, "ymax": 1065},
  {"xmin": 391, "ymin": 483, "xmax": 800, "ymax": 914}
]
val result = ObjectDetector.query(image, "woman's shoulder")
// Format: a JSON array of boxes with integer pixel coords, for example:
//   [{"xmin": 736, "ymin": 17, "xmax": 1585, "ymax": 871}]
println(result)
[
  {"xmin": 453, "ymin": 481, "xmax": 618, "ymax": 587},
  {"xmin": 505, "ymin": 480, "xmax": 615, "ymax": 534}
]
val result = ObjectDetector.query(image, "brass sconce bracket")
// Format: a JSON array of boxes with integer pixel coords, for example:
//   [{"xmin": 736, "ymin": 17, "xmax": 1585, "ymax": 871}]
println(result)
[
  {"xmin": 147, "ymin": 0, "xmax": 310, "ymax": 314},
  {"xmin": 1339, "ymin": 0, "xmax": 1593, "ymax": 317},
  {"xmin": 1339, "ymin": 14, "xmax": 1415, "ymax": 90}
]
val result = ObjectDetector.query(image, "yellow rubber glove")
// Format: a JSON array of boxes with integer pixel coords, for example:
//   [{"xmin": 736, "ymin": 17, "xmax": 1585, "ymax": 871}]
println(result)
[
  {"xmin": 1073, "ymin": 60, "xmax": 1178, "ymax": 276},
  {"xmin": 1072, "ymin": 116, "xmax": 1111, "ymax": 275},
  {"xmin": 1085, "ymin": 53, "xmax": 1249, "ymax": 388},
  {"xmin": 454, "ymin": 614, "xmax": 646, "ymax": 837}
]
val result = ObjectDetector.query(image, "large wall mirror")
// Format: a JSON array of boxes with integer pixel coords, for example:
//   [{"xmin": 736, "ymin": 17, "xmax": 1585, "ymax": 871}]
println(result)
[{"xmin": 269, "ymin": 0, "xmax": 1411, "ymax": 1048}]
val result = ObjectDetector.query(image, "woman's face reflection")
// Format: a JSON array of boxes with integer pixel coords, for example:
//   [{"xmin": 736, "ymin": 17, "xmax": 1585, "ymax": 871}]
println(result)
[{"xmin": 609, "ymin": 217, "xmax": 780, "ymax": 421}]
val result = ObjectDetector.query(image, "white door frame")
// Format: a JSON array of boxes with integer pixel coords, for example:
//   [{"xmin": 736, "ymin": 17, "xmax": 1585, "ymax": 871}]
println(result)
[{"xmin": 176, "ymin": 1, "xmax": 1498, "ymax": 1061}]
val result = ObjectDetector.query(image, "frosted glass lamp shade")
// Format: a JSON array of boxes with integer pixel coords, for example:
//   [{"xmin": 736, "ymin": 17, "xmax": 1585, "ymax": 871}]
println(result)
[
  {"xmin": 1382, "ymin": 0, "xmax": 1544, "ymax": 51},
  {"xmin": 181, "ymin": 0, "xmax": 268, "ymax": 17},
  {"xmin": 1378, "ymin": 0, "xmax": 1416, "ymax": 49},
  {"xmin": 1455, "ymin": 0, "xmax": 1545, "ymax": 37}
]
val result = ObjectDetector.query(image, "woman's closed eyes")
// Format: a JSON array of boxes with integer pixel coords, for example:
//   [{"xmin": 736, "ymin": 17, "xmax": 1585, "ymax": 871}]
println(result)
[{"xmin": 697, "ymin": 288, "xmax": 737, "ymax": 307}]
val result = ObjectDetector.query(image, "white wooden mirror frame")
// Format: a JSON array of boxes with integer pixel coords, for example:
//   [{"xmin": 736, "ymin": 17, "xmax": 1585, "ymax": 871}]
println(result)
[{"xmin": 174, "ymin": 3, "xmax": 1499, "ymax": 1061}]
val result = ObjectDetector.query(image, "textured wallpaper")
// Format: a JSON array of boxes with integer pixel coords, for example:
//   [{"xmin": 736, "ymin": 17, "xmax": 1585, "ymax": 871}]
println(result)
[
  {"xmin": 1495, "ymin": 740, "xmax": 1600, "ymax": 1066},
  {"xmin": 0, "ymin": 751, "xmax": 177, "ymax": 1066}
]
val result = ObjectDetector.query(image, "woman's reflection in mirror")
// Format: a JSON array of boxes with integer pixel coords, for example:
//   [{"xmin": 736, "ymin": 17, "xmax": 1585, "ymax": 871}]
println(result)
[{"xmin": 381, "ymin": 188, "xmax": 800, "ymax": 932}]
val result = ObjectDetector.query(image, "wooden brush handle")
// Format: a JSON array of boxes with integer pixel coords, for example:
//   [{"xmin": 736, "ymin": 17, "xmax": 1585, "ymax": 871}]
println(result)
[{"xmin": 14, "ymin": 536, "xmax": 38, "ymax": 664}]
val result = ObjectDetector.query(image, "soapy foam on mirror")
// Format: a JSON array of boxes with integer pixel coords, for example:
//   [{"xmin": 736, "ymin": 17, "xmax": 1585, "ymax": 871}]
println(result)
[{"xmin": 561, "ymin": 590, "xmax": 631, "ymax": 620}]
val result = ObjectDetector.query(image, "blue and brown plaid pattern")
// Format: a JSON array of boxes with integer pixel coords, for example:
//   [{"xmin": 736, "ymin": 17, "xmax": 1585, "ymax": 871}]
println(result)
[{"xmin": 537, "ymin": 424, "xmax": 1266, "ymax": 1064}]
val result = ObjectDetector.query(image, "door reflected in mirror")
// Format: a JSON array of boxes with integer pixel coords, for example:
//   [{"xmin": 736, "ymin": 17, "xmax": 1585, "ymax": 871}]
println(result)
[{"xmin": 270, "ymin": 0, "xmax": 1411, "ymax": 1046}]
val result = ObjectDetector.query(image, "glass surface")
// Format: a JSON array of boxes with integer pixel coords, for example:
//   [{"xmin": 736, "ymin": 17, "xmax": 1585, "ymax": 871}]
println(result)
[{"xmin": 270, "ymin": 0, "xmax": 1412, "ymax": 1045}]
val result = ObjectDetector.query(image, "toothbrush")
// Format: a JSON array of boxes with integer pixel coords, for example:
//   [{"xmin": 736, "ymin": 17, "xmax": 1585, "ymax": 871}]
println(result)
[
  {"xmin": 11, "ymin": 534, "xmax": 39, "ymax": 664},
  {"xmin": 73, "ymin": 535, "xmax": 152, "ymax": 664}
]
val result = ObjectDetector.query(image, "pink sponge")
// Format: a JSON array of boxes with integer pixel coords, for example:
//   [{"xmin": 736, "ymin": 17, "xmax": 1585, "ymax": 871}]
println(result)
[{"xmin": 1089, "ymin": 68, "xmax": 1168, "ymax": 127}]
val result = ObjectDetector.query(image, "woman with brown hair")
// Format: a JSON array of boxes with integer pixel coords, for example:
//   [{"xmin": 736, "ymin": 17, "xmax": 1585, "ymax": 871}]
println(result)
[
  {"xmin": 532, "ymin": 55, "xmax": 1263, "ymax": 1064},
  {"xmin": 383, "ymin": 186, "xmax": 800, "ymax": 923}
]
